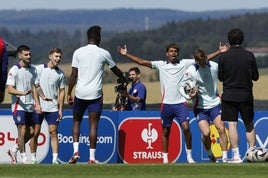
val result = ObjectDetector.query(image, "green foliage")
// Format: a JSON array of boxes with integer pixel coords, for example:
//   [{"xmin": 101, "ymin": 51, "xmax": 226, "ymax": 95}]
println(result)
[{"xmin": 1, "ymin": 12, "xmax": 268, "ymax": 66}]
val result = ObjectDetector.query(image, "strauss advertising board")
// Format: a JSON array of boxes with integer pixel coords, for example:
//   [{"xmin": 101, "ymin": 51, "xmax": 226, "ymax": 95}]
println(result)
[{"xmin": 0, "ymin": 110, "xmax": 267, "ymax": 164}]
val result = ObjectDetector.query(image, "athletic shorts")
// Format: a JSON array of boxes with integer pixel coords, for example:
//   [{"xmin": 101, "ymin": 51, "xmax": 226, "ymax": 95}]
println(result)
[
  {"xmin": 13, "ymin": 110, "xmax": 39, "ymax": 126},
  {"xmin": 73, "ymin": 96, "xmax": 103, "ymax": 115},
  {"xmin": 221, "ymin": 100, "xmax": 254, "ymax": 123},
  {"xmin": 194, "ymin": 105, "xmax": 221, "ymax": 123},
  {"xmin": 161, "ymin": 103, "xmax": 189, "ymax": 127},
  {"xmin": 39, "ymin": 111, "xmax": 60, "ymax": 125}
]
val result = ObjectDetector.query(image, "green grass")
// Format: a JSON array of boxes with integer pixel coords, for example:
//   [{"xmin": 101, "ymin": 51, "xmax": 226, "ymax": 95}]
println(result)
[{"xmin": 0, "ymin": 163, "xmax": 268, "ymax": 178}]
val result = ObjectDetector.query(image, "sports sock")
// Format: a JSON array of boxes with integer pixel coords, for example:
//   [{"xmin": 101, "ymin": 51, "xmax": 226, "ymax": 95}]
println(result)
[
  {"xmin": 162, "ymin": 152, "xmax": 168, "ymax": 163},
  {"xmin": 31, "ymin": 152, "xmax": 36, "ymax": 161},
  {"xmin": 90, "ymin": 148, "xmax": 96, "ymax": 160},
  {"xmin": 73, "ymin": 142, "xmax": 79, "ymax": 153},
  {"xmin": 186, "ymin": 149, "xmax": 193, "ymax": 157},
  {"xmin": 11, "ymin": 144, "xmax": 19, "ymax": 153},
  {"xmin": 53, "ymin": 153, "xmax": 58, "ymax": 161},
  {"xmin": 222, "ymin": 151, "xmax": 228, "ymax": 159},
  {"xmin": 21, "ymin": 152, "xmax": 27, "ymax": 160},
  {"xmin": 232, "ymin": 147, "xmax": 240, "ymax": 158}
]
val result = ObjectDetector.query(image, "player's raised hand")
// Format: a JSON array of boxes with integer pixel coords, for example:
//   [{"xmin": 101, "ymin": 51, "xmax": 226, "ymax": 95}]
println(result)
[
  {"xmin": 118, "ymin": 45, "xmax": 128, "ymax": 56},
  {"xmin": 218, "ymin": 42, "xmax": 230, "ymax": 52}
]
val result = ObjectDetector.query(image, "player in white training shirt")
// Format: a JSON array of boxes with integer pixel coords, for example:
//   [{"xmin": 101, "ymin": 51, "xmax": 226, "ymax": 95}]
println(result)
[
  {"xmin": 34, "ymin": 48, "xmax": 65, "ymax": 164},
  {"xmin": 180, "ymin": 48, "xmax": 229, "ymax": 162},
  {"xmin": 6, "ymin": 45, "xmax": 50, "ymax": 164},
  {"xmin": 67, "ymin": 25, "xmax": 126, "ymax": 164},
  {"xmin": 118, "ymin": 43, "xmax": 229, "ymax": 163}
]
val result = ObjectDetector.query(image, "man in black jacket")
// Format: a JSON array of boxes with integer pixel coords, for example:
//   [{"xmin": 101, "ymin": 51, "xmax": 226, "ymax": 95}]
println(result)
[{"xmin": 218, "ymin": 28, "xmax": 259, "ymax": 163}]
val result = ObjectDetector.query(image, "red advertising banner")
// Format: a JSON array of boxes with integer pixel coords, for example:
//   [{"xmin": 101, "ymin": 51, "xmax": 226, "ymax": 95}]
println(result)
[{"xmin": 118, "ymin": 117, "xmax": 182, "ymax": 163}]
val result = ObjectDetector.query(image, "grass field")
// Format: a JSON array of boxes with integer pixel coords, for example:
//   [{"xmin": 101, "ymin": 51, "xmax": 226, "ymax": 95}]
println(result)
[{"xmin": 0, "ymin": 163, "xmax": 268, "ymax": 178}]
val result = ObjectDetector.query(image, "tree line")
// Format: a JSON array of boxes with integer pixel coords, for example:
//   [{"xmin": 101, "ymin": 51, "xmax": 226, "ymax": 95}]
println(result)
[{"xmin": 1, "ymin": 12, "xmax": 268, "ymax": 83}]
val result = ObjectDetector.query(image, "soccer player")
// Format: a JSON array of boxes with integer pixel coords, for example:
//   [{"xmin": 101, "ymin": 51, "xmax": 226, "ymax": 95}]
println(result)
[
  {"xmin": 6, "ymin": 45, "xmax": 50, "ymax": 164},
  {"xmin": 67, "ymin": 25, "xmax": 126, "ymax": 164},
  {"xmin": 180, "ymin": 48, "xmax": 229, "ymax": 163},
  {"xmin": 218, "ymin": 28, "xmax": 259, "ymax": 163},
  {"xmin": 118, "ymin": 43, "xmax": 229, "ymax": 163},
  {"xmin": 33, "ymin": 48, "xmax": 65, "ymax": 164}
]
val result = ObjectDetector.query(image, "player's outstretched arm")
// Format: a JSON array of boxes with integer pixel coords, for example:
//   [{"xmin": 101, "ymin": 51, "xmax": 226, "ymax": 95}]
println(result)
[{"xmin": 118, "ymin": 45, "xmax": 152, "ymax": 68}]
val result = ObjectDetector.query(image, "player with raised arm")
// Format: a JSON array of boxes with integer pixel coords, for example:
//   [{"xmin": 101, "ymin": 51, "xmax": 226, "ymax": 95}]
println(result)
[{"xmin": 118, "ymin": 43, "xmax": 229, "ymax": 163}]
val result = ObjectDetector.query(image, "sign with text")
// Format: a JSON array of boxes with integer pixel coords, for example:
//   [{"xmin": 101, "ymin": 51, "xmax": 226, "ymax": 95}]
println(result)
[
  {"xmin": 118, "ymin": 117, "xmax": 182, "ymax": 163},
  {"xmin": 0, "ymin": 109, "xmax": 267, "ymax": 164}
]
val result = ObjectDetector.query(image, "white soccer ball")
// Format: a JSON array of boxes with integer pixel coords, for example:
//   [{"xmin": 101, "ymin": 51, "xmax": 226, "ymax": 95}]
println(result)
[
  {"xmin": 184, "ymin": 80, "xmax": 197, "ymax": 95},
  {"xmin": 245, "ymin": 147, "xmax": 268, "ymax": 162},
  {"xmin": 255, "ymin": 147, "xmax": 268, "ymax": 162},
  {"xmin": 245, "ymin": 148, "xmax": 256, "ymax": 162}
]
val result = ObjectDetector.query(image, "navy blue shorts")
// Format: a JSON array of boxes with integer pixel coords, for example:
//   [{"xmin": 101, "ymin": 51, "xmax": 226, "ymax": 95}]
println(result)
[
  {"xmin": 13, "ymin": 110, "xmax": 39, "ymax": 126},
  {"xmin": 73, "ymin": 96, "xmax": 103, "ymax": 115},
  {"xmin": 194, "ymin": 105, "xmax": 221, "ymax": 123},
  {"xmin": 39, "ymin": 111, "xmax": 60, "ymax": 125},
  {"xmin": 161, "ymin": 103, "xmax": 189, "ymax": 127}
]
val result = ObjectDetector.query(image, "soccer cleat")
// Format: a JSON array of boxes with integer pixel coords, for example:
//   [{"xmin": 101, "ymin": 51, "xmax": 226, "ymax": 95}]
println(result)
[
  {"xmin": 52, "ymin": 159, "xmax": 60, "ymax": 164},
  {"xmin": 228, "ymin": 157, "xmax": 243, "ymax": 163},
  {"xmin": 68, "ymin": 152, "xmax": 80, "ymax": 164},
  {"xmin": 209, "ymin": 155, "xmax": 218, "ymax": 163},
  {"xmin": 7, "ymin": 149, "xmax": 17, "ymax": 164},
  {"xmin": 163, "ymin": 160, "xmax": 168, "ymax": 164},
  {"xmin": 88, "ymin": 159, "xmax": 100, "ymax": 164},
  {"xmin": 31, "ymin": 159, "xmax": 37, "ymax": 164},
  {"xmin": 22, "ymin": 158, "xmax": 30, "ymax": 164},
  {"xmin": 187, "ymin": 157, "xmax": 196, "ymax": 164}
]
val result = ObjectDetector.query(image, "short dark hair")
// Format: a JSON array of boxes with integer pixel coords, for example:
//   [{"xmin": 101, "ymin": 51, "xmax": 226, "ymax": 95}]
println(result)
[
  {"xmin": 17, "ymin": 45, "xmax": 30, "ymax": 53},
  {"xmin": 228, "ymin": 28, "xmax": 244, "ymax": 46},
  {"xmin": 16, "ymin": 45, "xmax": 30, "ymax": 57},
  {"xmin": 129, "ymin": 67, "xmax": 141, "ymax": 75},
  {"xmin": 87, "ymin": 25, "xmax": 101, "ymax": 41},
  {"xmin": 166, "ymin": 43, "xmax": 180, "ymax": 52}
]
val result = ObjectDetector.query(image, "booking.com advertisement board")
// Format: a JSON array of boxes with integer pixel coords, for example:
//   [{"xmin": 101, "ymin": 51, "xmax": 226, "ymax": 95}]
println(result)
[{"xmin": 0, "ymin": 109, "xmax": 267, "ymax": 164}]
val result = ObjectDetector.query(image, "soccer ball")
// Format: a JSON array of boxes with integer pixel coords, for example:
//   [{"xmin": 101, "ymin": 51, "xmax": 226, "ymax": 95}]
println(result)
[
  {"xmin": 245, "ymin": 148, "xmax": 256, "ymax": 162},
  {"xmin": 245, "ymin": 147, "xmax": 268, "ymax": 162},
  {"xmin": 180, "ymin": 79, "xmax": 198, "ymax": 100},
  {"xmin": 255, "ymin": 147, "xmax": 268, "ymax": 162},
  {"xmin": 184, "ymin": 80, "xmax": 198, "ymax": 95}
]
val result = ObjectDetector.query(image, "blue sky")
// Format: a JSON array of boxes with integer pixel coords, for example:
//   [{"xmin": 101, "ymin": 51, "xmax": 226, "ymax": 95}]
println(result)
[{"xmin": 1, "ymin": 0, "xmax": 268, "ymax": 11}]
